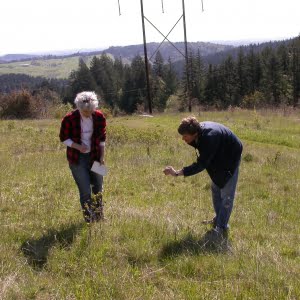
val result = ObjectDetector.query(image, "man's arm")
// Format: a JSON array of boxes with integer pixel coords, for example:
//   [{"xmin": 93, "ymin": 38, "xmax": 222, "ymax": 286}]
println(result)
[{"xmin": 183, "ymin": 133, "xmax": 221, "ymax": 177}]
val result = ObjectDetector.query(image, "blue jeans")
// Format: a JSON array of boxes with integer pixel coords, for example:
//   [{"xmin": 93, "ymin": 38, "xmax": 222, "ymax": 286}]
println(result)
[
  {"xmin": 69, "ymin": 153, "xmax": 103, "ymax": 212},
  {"xmin": 211, "ymin": 161, "xmax": 240, "ymax": 229}
]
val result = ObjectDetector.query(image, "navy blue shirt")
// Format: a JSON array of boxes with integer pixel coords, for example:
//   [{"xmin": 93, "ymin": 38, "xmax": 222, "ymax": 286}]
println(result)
[{"xmin": 183, "ymin": 121, "xmax": 243, "ymax": 188}]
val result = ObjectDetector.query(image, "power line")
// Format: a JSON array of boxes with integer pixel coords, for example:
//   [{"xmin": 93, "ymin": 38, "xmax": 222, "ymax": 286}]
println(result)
[{"xmin": 161, "ymin": 0, "xmax": 165, "ymax": 13}]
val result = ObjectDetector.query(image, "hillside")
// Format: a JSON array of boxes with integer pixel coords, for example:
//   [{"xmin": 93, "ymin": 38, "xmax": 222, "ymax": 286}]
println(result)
[
  {"xmin": 0, "ymin": 55, "xmax": 104, "ymax": 79},
  {"xmin": 0, "ymin": 42, "xmax": 232, "ymax": 79},
  {"xmin": 204, "ymin": 38, "xmax": 297, "ymax": 65},
  {"xmin": 0, "ymin": 37, "xmax": 297, "ymax": 80},
  {"xmin": 104, "ymin": 41, "xmax": 233, "ymax": 63},
  {"xmin": 0, "ymin": 53, "xmax": 41, "ymax": 63}
]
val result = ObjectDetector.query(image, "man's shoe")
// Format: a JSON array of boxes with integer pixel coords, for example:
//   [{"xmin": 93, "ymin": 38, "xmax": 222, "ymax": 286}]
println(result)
[{"xmin": 212, "ymin": 226, "xmax": 229, "ymax": 239}]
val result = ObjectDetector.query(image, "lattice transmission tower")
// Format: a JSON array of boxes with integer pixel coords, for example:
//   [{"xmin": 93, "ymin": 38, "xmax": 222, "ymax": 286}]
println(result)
[{"xmin": 118, "ymin": 0, "xmax": 204, "ymax": 114}]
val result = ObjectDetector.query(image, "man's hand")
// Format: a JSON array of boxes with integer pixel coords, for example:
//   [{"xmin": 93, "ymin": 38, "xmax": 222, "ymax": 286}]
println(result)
[
  {"xmin": 100, "ymin": 159, "xmax": 105, "ymax": 165},
  {"xmin": 163, "ymin": 166, "xmax": 177, "ymax": 176}
]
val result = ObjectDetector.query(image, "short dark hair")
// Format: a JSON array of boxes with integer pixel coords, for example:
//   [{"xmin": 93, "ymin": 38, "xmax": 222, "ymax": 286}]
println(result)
[{"xmin": 178, "ymin": 116, "xmax": 200, "ymax": 135}]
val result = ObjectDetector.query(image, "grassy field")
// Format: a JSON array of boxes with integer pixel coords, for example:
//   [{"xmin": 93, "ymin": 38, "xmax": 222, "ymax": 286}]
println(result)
[
  {"xmin": 0, "ymin": 110, "xmax": 299, "ymax": 299},
  {"xmin": 0, "ymin": 54, "xmax": 108, "ymax": 79}
]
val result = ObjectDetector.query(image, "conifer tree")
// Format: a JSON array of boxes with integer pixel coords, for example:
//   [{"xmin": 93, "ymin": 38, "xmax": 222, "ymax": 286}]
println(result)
[
  {"xmin": 290, "ymin": 36, "xmax": 300, "ymax": 106},
  {"xmin": 153, "ymin": 51, "xmax": 164, "ymax": 78},
  {"xmin": 90, "ymin": 53, "xmax": 116, "ymax": 107},
  {"xmin": 222, "ymin": 55, "xmax": 237, "ymax": 106},
  {"xmin": 236, "ymin": 47, "xmax": 248, "ymax": 99},
  {"xmin": 261, "ymin": 48, "xmax": 282, "ymax": 105},
  {"xmin": 163, "ymin": 57, "xmax": 178, "ymax": 96},
  {"xmin": 120, "ymin": 55, "xmax": 146, "ymax": 113},
  {"xmin": 67, "ymin": 58, "xmax": 97, "ymax": 103},
  {"xmin": 204, "ymin": 64, "xmax": 218, "ymax": 106},
  {"xmin": 194, "ymin": 49, "xmax": 205, "ymax": 104},
  {"xmin": 113, "ymin": 57, "xmax": 125, "ymax": 108}
]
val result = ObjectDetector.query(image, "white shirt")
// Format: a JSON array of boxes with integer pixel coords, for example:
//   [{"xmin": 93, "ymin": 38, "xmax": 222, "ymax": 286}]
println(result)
[{"xmin": 80, "ymin": 114, "xmax": 93, "ymax": 152}]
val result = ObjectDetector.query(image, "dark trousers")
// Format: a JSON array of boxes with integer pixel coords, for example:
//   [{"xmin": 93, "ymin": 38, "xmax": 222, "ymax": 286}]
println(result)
[
  {"xmin": 69, "ymin": 153, "xmax": 103, "ymax": 221},
  {"xmin": 211, "ymin": 161, "xmax": 240, "ymax": 229}
]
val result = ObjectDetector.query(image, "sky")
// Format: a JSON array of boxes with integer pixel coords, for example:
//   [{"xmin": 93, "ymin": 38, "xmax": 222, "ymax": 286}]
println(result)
[{"xmin": 0, "ymin": 0, "xmax": 299, "ymax": 55}]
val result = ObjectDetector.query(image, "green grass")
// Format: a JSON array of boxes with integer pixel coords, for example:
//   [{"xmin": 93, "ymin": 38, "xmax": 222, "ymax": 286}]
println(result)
[
  {"xmin": 0, "ymin": 110, "xmax": 299, "ymax": 299},
  {"xmin": 0, "ymin": 54, "xmax": 109, "ymax": 79}
]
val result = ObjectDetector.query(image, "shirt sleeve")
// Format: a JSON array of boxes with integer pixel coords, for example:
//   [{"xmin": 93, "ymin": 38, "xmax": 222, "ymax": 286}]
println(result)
[
  {"xmin": 63, "ymin": 139, "xmax": 73, "ymax": 147},
  {"xmin": 183, "ymin": 132, "xmax": 221, "ymax": 177},
  {"xmin": 100, "ymin": 119, "xmax": 106, "ymax": 142},
  {"xmin": 59, "ymin": 114, "xmax": 71, "ymax": 142}
]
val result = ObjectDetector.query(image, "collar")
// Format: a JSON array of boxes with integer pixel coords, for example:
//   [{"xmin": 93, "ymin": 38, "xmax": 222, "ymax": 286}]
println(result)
[{"xmin": 79, "ymin": 110, "xmax": 93, "ymax": 120}]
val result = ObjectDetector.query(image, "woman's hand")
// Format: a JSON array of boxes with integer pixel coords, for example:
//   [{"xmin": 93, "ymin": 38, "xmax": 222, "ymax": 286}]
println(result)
[
  {"xmin": 78, "ymin": 143, "xmax": 89, "ymax": 153},
  {"xmin": 72, "ymin": 143, "xmax": 89, "ymax": 153}
]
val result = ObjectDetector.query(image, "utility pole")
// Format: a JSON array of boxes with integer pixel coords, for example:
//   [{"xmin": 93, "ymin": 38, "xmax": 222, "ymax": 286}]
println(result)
[
  {"xmin": 182, "ymin": 0, "xmax": 191, "ymax": 112},
  {"xmin": 140, "ymin": 0, "xmax": 152, "ymax": 114}
]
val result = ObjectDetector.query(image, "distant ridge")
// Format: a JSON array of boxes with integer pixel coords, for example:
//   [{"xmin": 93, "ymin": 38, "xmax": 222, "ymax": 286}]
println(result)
[
  {"xmin": 0, "ymin": 53, "xmax": 41, "ymax": 63},
  {"xmin": 1, "ymin": 36, "xmax": 298, "ymax": 64},
  {"xmin": 0, "ymin": 37, "xmax": 297, "ymax": 79},
  {"xmin": 103, "ymin": 41, "xmax": 233, "ymax": 63},
  {"xmin": 0, "ymin": 41, "xmax": 232, "ymax": 64}
]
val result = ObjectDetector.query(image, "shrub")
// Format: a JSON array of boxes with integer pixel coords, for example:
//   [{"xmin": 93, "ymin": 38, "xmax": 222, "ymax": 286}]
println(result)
[
  {"xmin": 100, "ymin": 106, "xmax": 113, "ymax": 119},
  {"xmin": 165, "ymin": 95, "xmax": 180, "ymax": 112},
  {"xmin": 241, "ymin": 91, "xmax": 265, "ymax": 109},
  {"xmin": 51, "ymin": 103, "xmax": 73, "ymax": 119},
  {"xmin": 0, "ymin": 90, "xmax": 32, "ymax": 119},
  {"xmin": 0, "ymin": 89, "xmax": 62, "ymax": 119},
  {"xmin": 243, "ymin": 153, "xmax": 254, "ymax": 162}
]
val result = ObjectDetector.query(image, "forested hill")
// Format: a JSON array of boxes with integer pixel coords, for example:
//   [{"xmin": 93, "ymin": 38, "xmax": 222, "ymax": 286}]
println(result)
[
  {"xmin": 0, "ymin": 41, "xmax": 232, "ymax": 64},
  {"xmin": 104, "ymin": 42, "xmax": 233, "ymax": 63},
  {"xmin": 0, "ymin": 54, "xmax": 40, "ymax": 63},
  {"xmin": 0, "ymin": 38, "xmax": 296, "ymax": 79},
  {"xmin": 1, "ymin": 36, "xmax": 299, "ymax": 114},
  {"xmin": 204, "ymin": 38, "xmax": 296, "ymax": 65},
  {"xmin": 0, "ymin": 41, "xmax": 232, "ymax": 79}
]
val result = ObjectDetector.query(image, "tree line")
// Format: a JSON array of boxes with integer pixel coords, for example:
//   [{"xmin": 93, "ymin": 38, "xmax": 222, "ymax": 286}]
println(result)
[
  {"xmin": 1, "ymin": 36, "xmax": 299, "ymax": 116},
  {"xmin": 0, "ymin": 74, "xmax": 67, "ymax": 94},
  {"xmin": 65, "ymin": 53, "xmax": 178, "ymax": 113},
  {"xmin": 66, "ymin": 36, "xmax": 300, "ymax": 112}
]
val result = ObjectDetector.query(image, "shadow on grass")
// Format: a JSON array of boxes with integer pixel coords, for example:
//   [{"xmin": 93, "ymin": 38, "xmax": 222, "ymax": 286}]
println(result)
[
  {"xmin": 159, "ymin": 230, "xmax": 232, "ymax": 260},
  {"xmin": 21, "ymin": 222, "xmax": 84, "ymax": 270}
]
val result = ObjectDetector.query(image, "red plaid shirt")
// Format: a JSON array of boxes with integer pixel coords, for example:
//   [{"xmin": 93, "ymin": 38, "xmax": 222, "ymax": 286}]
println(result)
[{"xmin": 59, "ymin": 109, "xmax": 106, "ymax": 165}]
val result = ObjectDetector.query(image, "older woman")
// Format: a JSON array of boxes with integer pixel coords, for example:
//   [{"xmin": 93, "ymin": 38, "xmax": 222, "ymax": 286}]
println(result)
[{"xmin": 59, "ymin": 91, "xmax": 106, "ymax": 223}]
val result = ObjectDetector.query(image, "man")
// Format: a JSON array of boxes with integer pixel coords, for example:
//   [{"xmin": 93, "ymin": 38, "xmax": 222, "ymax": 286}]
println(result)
[{"xmin": 164, "ymin": 116, "xmax": 243, "ymax": 236}]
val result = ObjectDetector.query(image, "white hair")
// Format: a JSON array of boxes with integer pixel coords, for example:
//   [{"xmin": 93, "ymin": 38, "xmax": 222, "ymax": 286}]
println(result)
[{"xmin": 74, "ymin": 91, "xmax": 99, "ymax": 111}]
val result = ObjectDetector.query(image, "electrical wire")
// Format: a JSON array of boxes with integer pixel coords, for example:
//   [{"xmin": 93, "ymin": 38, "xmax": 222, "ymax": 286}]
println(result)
[{"xmin": 118, "ymin": 0, "xmax": 121, "ymax": 15}]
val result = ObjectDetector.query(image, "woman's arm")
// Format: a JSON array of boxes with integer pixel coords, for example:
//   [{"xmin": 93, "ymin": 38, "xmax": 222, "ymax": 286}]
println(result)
[{"xmin": 63, "ymin": 138, "xmax": 88, "ymax": 153}]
